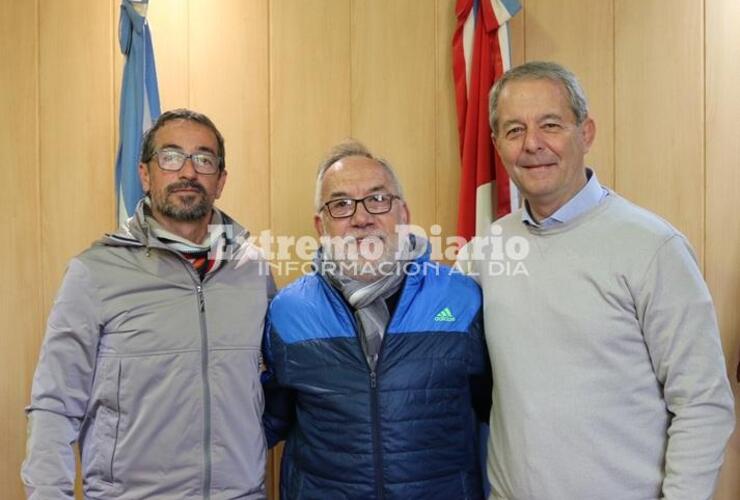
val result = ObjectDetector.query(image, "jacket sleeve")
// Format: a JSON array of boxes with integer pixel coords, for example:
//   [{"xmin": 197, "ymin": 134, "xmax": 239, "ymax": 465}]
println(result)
[
  {"xmin": 468, "ymin": 310, "xmax": 492, "ymax": 423},
  {"xmin": 261, "ymin": 313, "xmax": 296, "ymax": 448},
  {"xmin": 21, "ymin": 259, "xmax": 103, "ymax": 499},
  {"xmin": 636, "ymin": 235, "xmax": 735, "ymax": 500}
]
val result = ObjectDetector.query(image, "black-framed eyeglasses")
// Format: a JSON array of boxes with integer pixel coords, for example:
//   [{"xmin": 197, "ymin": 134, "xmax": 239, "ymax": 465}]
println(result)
[
  {"xmin": 151, "ymin": 148, "xmax": 222, "ymax": 175},
  {"xmin": 321, "ymin": 193, "xmax": 402, "ymax": 219}
]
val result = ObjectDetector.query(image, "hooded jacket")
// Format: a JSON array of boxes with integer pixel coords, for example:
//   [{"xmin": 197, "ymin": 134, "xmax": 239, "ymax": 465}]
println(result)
[
  {"xmin": 22, "ymin": 201, "xmax": 274, "ymax": 500},
  {"xmin": 263, "ymin": 250, "xmax": 491, "ymax": 500}
]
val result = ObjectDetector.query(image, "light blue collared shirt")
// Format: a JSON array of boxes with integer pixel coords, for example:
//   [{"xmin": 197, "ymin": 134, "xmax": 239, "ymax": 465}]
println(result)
[{"xmin": 522, "ymin": 168, "xmax": 609, "ymax": 228}]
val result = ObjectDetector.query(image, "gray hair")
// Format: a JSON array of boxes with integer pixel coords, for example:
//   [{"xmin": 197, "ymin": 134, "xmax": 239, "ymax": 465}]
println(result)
[
  {"xmin": 314, "ymin": 139, "xmax": 404, "ymax": 211},
  {"xmin": 140, "ymin": 108, "xmax": 226, "ymax": 170},
  {"xmin": 489, "ymin": 61, "xmax": 589, "ymax": 135}
]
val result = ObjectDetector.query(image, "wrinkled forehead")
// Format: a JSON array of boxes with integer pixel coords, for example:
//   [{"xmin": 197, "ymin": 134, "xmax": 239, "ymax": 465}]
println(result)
[
  {"xmin": 320, "ymin": 156, "xmax": 393, "ymax": 201},
  {"xmin": 497, "ymin": 78, "xmax": 575, "ymax": 121}
]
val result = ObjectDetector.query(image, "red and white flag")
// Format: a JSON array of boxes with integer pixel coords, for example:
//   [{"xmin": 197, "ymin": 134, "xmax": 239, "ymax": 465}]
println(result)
[{"xmin": 453, "ymin": 0, "xmax": 521, "ymax": 241}]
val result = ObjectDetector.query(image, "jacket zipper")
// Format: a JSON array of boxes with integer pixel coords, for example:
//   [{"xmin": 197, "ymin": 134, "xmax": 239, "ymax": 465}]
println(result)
[
  {"xmin": 196, "ymin": 283, "xmax": 212, "ymax": 500},
  {"xmin": 323, "ymin": 277, "xmax": 407, "ymax": 500},
  {"xmin": 153, "ymin": 247, "xmax": 218, "ymax": 500},
  {"xmin": 369, "ymin": 368, "xmax": 384, "ymax": 500}
]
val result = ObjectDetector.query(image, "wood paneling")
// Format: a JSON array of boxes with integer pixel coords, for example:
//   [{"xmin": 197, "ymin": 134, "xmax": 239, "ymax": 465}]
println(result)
[
  {"xmin": 706, "ymin": 0, "xmax": 740, "ymax": 498},
  {"xmin": 614, "ymin": 0, "xmax": 704, "ymax": 260},
  {"xmin": 351, "ymin": 0, "xmax": 437, "ymax": 233},
  {"xmin": 38, "ymin": 0, "xmax": 116, "ymax": 308},
  {"xmin": 269, "ymin": 0, "xmax": 351, "ymax": 287},
  {"xmin": 190, "ymin": 0, "xmax": 271, "ymax": 234},
  {"xmin": 524, "ymin": 0, "xmax": 614, "ymax": 188},
  {"xmin": 509, "ymin": 0, "xmax": 526, "ymax": 67},
  {"xmin": 435, "ymin": 0, "xmax": 461, "ymax": 242},
  {"xmin": 147, "ymin": 0, "xmax": 190, "ymax": 110},
  {"xmin": 0, "ymin": 1, "xmax": 40, "ymax": 497},
  {"xmin": 3, "ymin": 2, "xmax": 738, "ymax": 499}
]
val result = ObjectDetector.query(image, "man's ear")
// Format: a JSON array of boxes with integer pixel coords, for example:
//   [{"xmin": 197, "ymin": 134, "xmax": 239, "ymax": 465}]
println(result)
[
  {"xmin": 581, "ymin": 117, "xmax": 596, "ymax": 153},
  {"xmin": 314, "ymin": 213, "xmax": 325, "ymax": 237},
  {"xmin": 138, "ymin": 162, "xmax": 151, "ymax": 193},
  {"xmin": 399, "ymin": 201, "xmax": 410, "ymax": 225},
  {"xmin": 491, "ymin": 132, "xmax": 500, "ymax": 152},
  {"xmin": 215, "ymin": 169, "xmax": 228, "ymax": 199}
]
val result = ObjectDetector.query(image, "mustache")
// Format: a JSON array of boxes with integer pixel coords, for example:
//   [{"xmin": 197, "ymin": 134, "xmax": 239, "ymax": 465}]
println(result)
[{"xmin": 165, "ymin": 180, "xmax": 206, "ymax": 195}]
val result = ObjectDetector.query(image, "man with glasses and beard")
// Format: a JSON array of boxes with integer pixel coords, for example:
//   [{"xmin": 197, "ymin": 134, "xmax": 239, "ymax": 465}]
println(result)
[
  {"xmin": 262, "ymin": 140, "xmax": 491, "ymax": 499},
  {"xmin": 22, "ymin": 109, "xmax": 275, "ymax": 499}
]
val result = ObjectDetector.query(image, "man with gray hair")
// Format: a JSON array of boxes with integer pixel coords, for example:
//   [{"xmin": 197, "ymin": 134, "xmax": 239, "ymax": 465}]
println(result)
[
  {"xmin": 263, "ymin": 140, "xmax": 492, "ymax": 499},
  {"xmin": 468, "ymin": 61, "xmax": 735, "ymax": 499}
]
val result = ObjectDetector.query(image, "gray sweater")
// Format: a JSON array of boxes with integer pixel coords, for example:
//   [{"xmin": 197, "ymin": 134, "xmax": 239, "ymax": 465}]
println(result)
[{"xmin": 469, "ymin": 193, "xmax": 734, "ymax": 500}]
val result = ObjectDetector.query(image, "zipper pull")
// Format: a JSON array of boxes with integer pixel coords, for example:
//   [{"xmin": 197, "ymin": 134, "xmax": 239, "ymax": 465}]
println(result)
[
  {"xmin": 196, "ymin": 285, "xmax": 205, "ymax": 311},
  {"xmin": 370, "ymin": 371, "xmax": 377, "ymax": 389}
]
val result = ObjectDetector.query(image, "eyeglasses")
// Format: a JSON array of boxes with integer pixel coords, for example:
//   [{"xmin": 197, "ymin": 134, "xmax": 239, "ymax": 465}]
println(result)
[
  {"xmin": 151, "ymin": 148, "xmax": 222, "ymax": 175},
  {"xmin": 321, "ymin": 193, "xmax": 401, "ymax": 219}
]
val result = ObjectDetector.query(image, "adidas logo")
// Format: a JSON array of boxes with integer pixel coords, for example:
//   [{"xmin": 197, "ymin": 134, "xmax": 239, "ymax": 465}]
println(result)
[{"xmin": 434, "ymin": 307, "xmax": 456, "ymax": 322}]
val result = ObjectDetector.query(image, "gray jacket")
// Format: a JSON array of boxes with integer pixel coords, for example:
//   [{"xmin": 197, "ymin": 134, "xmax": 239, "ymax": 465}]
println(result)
[{"xmin": 22, "ymin": 202, "xmax": 274, "ymax": 499}]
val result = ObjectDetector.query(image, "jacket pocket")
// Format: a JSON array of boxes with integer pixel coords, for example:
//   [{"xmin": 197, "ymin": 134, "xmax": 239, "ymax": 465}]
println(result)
[{"xmin": 89, "ymin": 357, "xmax": 122, "ymax": 484}]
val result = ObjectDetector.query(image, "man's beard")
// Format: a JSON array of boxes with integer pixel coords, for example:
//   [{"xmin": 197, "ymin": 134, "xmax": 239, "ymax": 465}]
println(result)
[
  {"xmin": 321, "ymin": 233, "xmax": 401, "ymax": 282},
  {"xmin": 151, "ymin": 180, "xmax": 211, "ymax": 221}
]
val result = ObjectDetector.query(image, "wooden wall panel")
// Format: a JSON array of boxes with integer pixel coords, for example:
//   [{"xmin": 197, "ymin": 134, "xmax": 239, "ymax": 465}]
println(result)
[
  {"xmin": 269, "ymin": 0, "xmax": 351, "ymax": 287},
  {"xmin": 3, "ymin": 2, "xmax": 738, "ymax": 499},
  {"xmin": 190, "ymin": 0, "xmax": 271, "ymax": 234},
  {"xmin": 435, "ymin": 0, "xmax": 461, "ymax": 242},
  {"xmin": 351, "ymin": 0, "xmax": 437, "ymax": 234},
  {"xmin": 509, "ymin": 0, "xmax": 526, "ymax": 67},
  {"xmin": 39, "ymin": 3, "xmax": 115, "ymax": 496},
  {"xmin": 614, "ymin": 0, "xmax": 704, "ymax": 260},
  {"xmin": 706, "ymin": 0, "xmax": 740, "ymax": 497},
  {"xmin": 38, "ymin": 0, "xmax": 116, "ymax": 309},
  {"xmin": 524, "ymin": 0, "xmax": 614, "ymax": 188},
  {"xmin": 147, "ymin": 0, "xmax": 190, "ymax": 110},
  {"xmin": 113, "ymin": 1, "xmax": 123, "ymax": 157},
  {"xmin": 0, "ymin": 1, "xmax": 40, "ymax": 497}
]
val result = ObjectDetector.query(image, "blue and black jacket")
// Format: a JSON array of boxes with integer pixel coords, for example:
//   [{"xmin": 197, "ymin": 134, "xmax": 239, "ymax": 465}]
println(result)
[{"xmin": 263, "ymin": 251, "xmax": 491, "ymax": 500}]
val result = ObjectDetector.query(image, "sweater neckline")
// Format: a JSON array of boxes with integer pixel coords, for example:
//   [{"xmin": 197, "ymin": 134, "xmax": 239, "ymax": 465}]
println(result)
[{"xmin": 521, "ymin": 190, "xmax": 618, "ymax": 236}]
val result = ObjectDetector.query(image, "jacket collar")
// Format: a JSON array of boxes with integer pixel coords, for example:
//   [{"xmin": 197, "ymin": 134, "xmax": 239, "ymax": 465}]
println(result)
[{"xmin": 99, "ymin": 198, "xmax": 248, "ymax": 249}]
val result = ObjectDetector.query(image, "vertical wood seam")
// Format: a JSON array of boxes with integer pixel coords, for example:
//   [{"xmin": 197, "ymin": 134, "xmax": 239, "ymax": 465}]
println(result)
[
  {"xmin": 265, "ymin": 0, "xmax": 271, "ymax": 252},
  {"xmin": 610, "ymin": 0, "xmax": 616, "ymax": 191},
  {"xmin": 268, "ymin": 0, "xmax": 274, "ymax": 237},
  {"xmin": 701, "ymin": 0, "xmax": 707, "ymax": 273},
  {"xmin": 522, "ymin": 0, "xmax": 526, "ymax": 62},
  {"xmin": 611, "ymin": 0, "xmax": 617, "ymax": 191},
  {"xmin": 37, "ymin": 0, "xmax": 50, "ymax": 320},
  {"xmin": 32, "ymin": 0, "xmax": 43, "ymax": 397},
  {"xmin": 187, "ymin": 0, "xmax": 191, "ymax": 107},
  {"xmin": 349, "ymin": 0, "xmax": 354, "ymax": 137},
  {"xmin": 111, "ymin": 0, "xmax": 117, "ymax": 229},
  {"xmin": 434, "ymin": 0, "xmax": 440, "ymax": 232}
]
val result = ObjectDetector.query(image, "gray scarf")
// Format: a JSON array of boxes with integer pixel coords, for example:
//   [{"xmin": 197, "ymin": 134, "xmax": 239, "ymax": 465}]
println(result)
[{"xmin": 318, "ymin": 235, "xmax": 426, "ymax": 368}]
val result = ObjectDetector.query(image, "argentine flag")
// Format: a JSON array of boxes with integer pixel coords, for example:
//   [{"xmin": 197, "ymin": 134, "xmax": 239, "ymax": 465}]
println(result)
[{"xmin": 116, "ymin": 0, "xmax": 161, "ymax": 226}]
